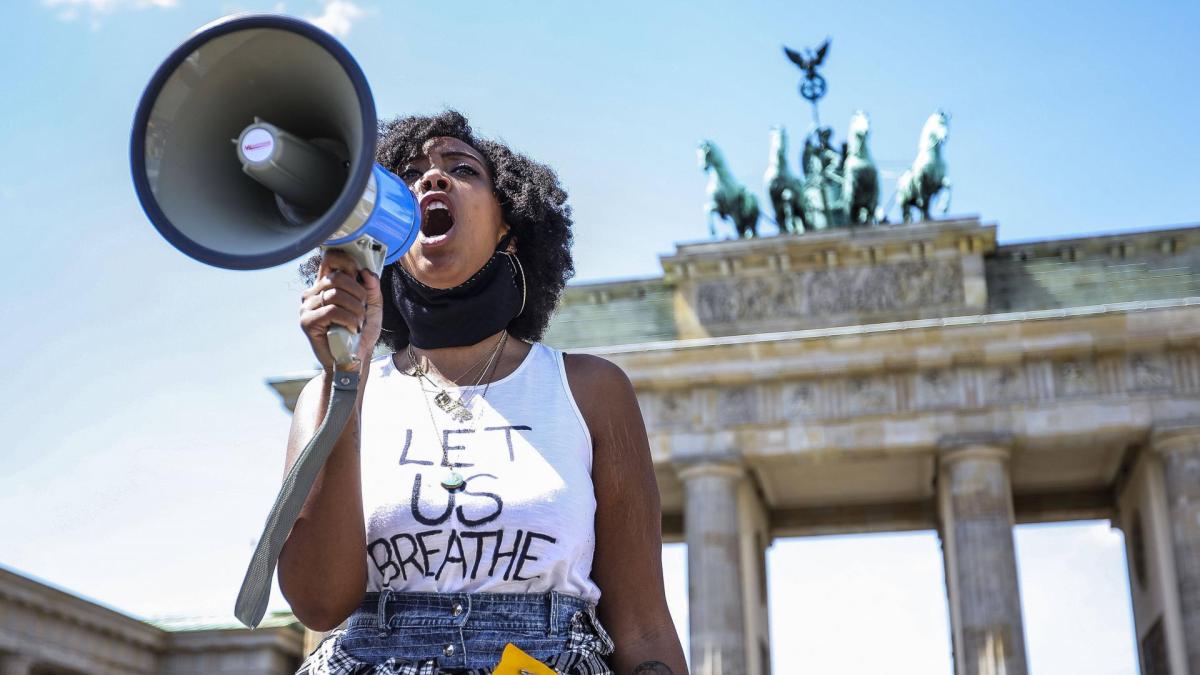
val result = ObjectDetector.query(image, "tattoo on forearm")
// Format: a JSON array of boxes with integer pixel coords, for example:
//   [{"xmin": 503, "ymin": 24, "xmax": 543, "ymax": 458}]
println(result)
[{"xmin": 632, "ymin": 662, "xmax": 674, "ymax": 675}]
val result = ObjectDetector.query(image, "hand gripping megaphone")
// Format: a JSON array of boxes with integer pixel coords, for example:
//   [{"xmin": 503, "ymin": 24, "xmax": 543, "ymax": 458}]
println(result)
[
  {"xmin": 131, "ymin": 13, "xmax": 420, "ymax": 368},
  {"xmin": 130, "ymin": 14, "xmax": 419, "ymax": 628}
]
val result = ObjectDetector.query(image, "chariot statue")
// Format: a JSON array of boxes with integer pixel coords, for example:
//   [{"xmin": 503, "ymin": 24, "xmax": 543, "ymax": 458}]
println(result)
[
  {"xmin": 698, "ymin": 140, "xmax": 760, "ymax": 239},
  {"xmin": 801, "ymin": 126, "xmax": 843, "ymax": 229}
]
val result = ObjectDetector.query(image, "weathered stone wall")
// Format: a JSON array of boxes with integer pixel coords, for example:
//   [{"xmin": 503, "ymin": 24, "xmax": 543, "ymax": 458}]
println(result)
[
  {"xmin": 987, "ymin": 226, "xmax": 1200, "ymax": 313},
  {"xmin": 544, "ymin": 220, "xmax": 1200, "ymax": 350},
  {"xmin": 0, "ymin": 567, "xmax": 304, "ymax": 675}
]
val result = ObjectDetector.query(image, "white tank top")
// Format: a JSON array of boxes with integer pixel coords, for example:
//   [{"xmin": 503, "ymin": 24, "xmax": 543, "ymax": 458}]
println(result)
[{"xmin": 358, "ymin": 342, "xmax": 601, "ymax": 603}]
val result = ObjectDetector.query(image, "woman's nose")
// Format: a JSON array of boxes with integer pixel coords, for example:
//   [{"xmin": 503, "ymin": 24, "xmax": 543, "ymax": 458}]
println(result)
[{"xmin": 419, "ymin": 169, "xmax": 450, "ymax": 193}]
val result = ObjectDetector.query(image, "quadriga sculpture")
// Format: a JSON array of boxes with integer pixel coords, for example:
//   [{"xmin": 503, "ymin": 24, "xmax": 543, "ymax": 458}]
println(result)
[
  {"xmin": 763, "ymin": 126, "xmax": 809, "ymax": 234},
  {"xmin": 698, "ymin": 140, "xmax": 760, "ymax": 239},
  {"xmin": 895, "ymin": 110, "xmax": 952, "ymax": 222}
]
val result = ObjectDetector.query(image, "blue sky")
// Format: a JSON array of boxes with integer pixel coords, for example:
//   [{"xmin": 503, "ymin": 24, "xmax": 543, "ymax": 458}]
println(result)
[{"xmin": 2, "ymin": 0, "xmax": 1196, "ymax": 672}]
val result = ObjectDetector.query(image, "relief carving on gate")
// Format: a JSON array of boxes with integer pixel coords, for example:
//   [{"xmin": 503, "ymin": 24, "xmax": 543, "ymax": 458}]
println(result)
[
  {"xmin": 844, "ymin": 375, "xmax": 897, "ymax": 415},
  {"xmin": 781, "ymin": 381, "xmax": 824, "ymax": 419},
  {"xmin": 1128, "ymin": 353, "xmax": 1172, "ymax": 392},
  {"xmin": 980, "ymin": 365, "xmax": 1027, "ymax": 404},
  {"xmin": 693, "ymin": 259, "xmax": 965, "ymax": 325},
  {"xmin": 1055, "ymin": 360, "xmax": 1100, "ymax": 397},
  {"xmin": 654, "ymin": 390, "xmax": 695, "ymax": 428},
  {"xmin": 717, "ymin": 386, "xmax": 760, "ymax": 425}
]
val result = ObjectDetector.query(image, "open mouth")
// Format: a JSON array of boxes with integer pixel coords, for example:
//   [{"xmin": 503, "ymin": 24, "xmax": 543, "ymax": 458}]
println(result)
[{"xmin": 420, "ymin": 197, "xmax": 455, "ymax": 242}]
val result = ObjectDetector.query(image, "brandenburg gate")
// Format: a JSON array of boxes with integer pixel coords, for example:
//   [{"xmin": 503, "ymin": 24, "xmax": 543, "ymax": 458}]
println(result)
[
  {"xmin": 272, "ymin": 217, "xmax": 1200, "ymax": 675},
  {"xmin": 540, "ymin": 217, "xmax": 1200, "ymax": 675}
]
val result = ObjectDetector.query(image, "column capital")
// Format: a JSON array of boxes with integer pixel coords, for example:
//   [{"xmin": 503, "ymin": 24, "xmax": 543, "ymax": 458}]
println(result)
[
  {"xmin": 676, "ymin": 458, "xmax": 745, "ymax": 482},
  {"xmin": 1150, "ymin": 418, "xmax": 1200, "ymax": 455},
  {"xmin": 937, "ymin": 431, "xmax": 1014, "ymax": 465}
]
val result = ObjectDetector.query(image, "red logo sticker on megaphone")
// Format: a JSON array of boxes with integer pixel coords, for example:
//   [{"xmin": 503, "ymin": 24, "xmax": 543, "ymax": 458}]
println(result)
[{"xmin": 241, "ymin": 128, "xmax": 275, "ymax": 163}]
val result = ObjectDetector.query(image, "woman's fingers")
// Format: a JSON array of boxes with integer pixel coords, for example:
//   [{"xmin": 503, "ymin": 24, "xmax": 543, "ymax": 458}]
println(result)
[
  {"xmin": 305, "ymin": 270, "xmax": 366, "ymax": 305},
  {"xmin": 302, "ymin": 282, "xmax": 367, "ymax": 315},
  {"xmin": 303, "ymin": 304, "xmax": 363, "ymax": 335},
  {"xmin": 300, "ymin": 248, "xmax": 381, "ymax": 370},
  {"xmin": 359, "ymin": 269, "xmax": 383, "ymax": 308}
]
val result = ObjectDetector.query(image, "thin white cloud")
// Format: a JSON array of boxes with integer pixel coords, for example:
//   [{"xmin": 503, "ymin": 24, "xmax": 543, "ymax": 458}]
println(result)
[
  {"xmin": 42, "ymin": 0, "xmax": 178, "ymax": 22},
  {"xmin": 304, "ymin": 0, "xmax": 364, "ymax": 38}
]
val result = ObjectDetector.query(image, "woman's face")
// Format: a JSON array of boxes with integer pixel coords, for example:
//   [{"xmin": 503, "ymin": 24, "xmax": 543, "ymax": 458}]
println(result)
[{"xmin": 397, "ymin": 136, "xmax": 508, "ymax": 289}]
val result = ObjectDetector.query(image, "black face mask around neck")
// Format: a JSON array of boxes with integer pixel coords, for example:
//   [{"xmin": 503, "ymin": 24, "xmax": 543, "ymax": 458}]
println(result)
[{"xmin": 381, "ymin": 236, "xmax": 526, "ymax": 350}]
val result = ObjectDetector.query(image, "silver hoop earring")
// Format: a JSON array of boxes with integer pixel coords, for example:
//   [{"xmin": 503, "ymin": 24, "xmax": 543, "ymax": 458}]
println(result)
[{"xmin": 501, "ymin": 251, "xmax": 527, "ymax": 317}]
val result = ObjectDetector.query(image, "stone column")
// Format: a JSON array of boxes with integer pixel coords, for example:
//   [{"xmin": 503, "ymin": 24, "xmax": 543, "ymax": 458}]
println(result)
[
  {"xmin": 1153, "ymin": 422, "xmax": 1200, "ymax": 673},
  {"xmin": 736, "ymin": 473, "xmax": 771, "ymax": 675},
  {"xmin": 937, "ymin": 438, "xmax": 1029, "ymax": 675},
  {"xmin": 0, "ymin": 655, "xmax": 34, "ymax": 675},
  {"xmin": 680, "ymin": 460, "xmax": 748, "ymax": 675}
]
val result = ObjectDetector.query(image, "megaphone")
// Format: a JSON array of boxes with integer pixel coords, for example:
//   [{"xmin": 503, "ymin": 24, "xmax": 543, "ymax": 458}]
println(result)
[{"xmin": 130, "ymin": 13, "xmax": 419, "ymax": 367}]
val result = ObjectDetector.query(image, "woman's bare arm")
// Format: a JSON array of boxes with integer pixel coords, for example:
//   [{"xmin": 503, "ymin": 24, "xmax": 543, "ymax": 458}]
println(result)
[
  {"xmin": 566, "ymin": 354, "xmax": 688, "ymax": 675},
  {"xmin": 277, "ymin": 250, "xmax": 382, "ymax": 632},
  {"xmin": 275, "ymin": 367, "xmax": 369, "ymax": 631}
]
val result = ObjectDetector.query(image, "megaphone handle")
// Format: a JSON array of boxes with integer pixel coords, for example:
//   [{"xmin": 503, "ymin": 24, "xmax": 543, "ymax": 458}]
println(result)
[
  {"xmin": 322, "ymin": 235, "xmax": 388, "ymax": 369},
  {"xmin": 327, "ymin": 327, "xmax": 359, "ymax": 369}
]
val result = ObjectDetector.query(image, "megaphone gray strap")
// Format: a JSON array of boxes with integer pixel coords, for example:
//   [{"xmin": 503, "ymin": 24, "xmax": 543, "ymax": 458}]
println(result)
[{"xmin": 235, "ymin": 369, "xmax": 361, "ymax": 628}]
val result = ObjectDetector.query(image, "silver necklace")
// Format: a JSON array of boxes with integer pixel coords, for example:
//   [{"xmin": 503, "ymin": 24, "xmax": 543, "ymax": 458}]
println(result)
[
  {"xmin": 407, "ymin": 333, "xmax": 506, "ymax": 422},
  {"xmin": 409, "ymin": 333, "xmax": 508, "ymax": 491}
]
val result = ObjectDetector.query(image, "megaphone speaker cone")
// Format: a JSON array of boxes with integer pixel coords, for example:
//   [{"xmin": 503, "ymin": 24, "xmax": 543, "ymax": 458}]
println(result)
[{"xmin": 130, "ymin": 14, "xmax": 383, "ymax": 271}]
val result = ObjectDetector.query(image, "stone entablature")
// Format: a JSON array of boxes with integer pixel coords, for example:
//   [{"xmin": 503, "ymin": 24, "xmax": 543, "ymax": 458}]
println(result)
[
  {"xmin": 0, "ymin": 566, "xmax": 304, "ymax": 675},
  {"xmin": 636, "ymin": 346, "xmax": 1199, "ymax": 433},
  {"xmin": 0, "ymin": 565, "xmax": 163, "ymax": 674},
  {"xmin": 626, "ymin": 305, "xmax": 1200, "ymax": 433},
  {"xmin": 582, "ymin": 299, "xmax": 1200, "ymax": 540}
]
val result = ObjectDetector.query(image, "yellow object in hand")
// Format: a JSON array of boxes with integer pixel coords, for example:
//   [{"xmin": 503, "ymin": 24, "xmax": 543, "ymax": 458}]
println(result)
[{"xmin": 492, "ymin": 643, "xmax": 557, "ymax": 675}]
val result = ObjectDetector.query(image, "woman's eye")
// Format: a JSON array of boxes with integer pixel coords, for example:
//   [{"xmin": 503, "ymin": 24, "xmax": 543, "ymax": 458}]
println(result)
[
  {"xmin": 452, "ymin": 165, "xmax": 479, "ymax": 177},
  {"xmin": 399, "ymin": 169, "xmax": 421, "ymax": 182}
]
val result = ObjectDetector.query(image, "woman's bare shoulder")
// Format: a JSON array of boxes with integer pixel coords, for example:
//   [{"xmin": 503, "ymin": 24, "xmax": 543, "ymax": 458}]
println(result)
[
  {"xmin": 562, "ymin": 352, "xmax": 643, "ymax": 450},
  {"xmin": 563, "ymin": 351, "xmax": 629, "ymax": 383},
  {"xmin": 562, "ymin": 352, "xmax": 635, "ymax": 407}
]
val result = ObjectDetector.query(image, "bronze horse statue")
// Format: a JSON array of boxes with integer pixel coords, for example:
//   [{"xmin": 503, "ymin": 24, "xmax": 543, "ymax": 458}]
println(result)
[
  {"xmin": 763, "ymin": 126, "xmax": 810, "ymax": 234},
  {"xmin": 841, "ymin": 110, "xmax": 879, "ymax": 225},
  {"xmin": 895, "ymin": 110, "xmax": 952, "ymax": 222},
  {"xmin": 698, "ymin": 140, "xmax": 760, "ymax": 238}
]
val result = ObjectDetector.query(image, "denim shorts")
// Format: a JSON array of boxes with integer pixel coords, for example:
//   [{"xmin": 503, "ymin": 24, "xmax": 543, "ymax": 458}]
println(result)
[{"xmin": 297, "ymin": 589, "xmax": 615, "ymax": 675}]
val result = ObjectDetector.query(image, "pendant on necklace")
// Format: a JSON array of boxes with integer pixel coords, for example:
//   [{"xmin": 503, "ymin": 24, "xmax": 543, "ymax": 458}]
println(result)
[
  {"xmin": 434, "ymin": 390, "xmax": 473, "ymax": 422},
  {"xmin": 441, "ymin": 471, "xmax": 466, "ymax": 492}
]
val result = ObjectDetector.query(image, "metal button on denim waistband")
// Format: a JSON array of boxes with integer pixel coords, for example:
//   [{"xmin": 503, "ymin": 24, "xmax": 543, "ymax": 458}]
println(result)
[
  {"xmin": 451, "ymin": 602, "xmax": 463, "ymax": 616},
  {"xmin": 442, "ymin": 644, "xmax": 456, "ymax": 657}
]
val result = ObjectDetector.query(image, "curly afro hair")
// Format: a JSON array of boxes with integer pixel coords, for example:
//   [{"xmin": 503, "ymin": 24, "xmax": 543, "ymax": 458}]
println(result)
[{"xmin": 301, "ymin": 109, "xmax": 575, "ymax": 353}]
